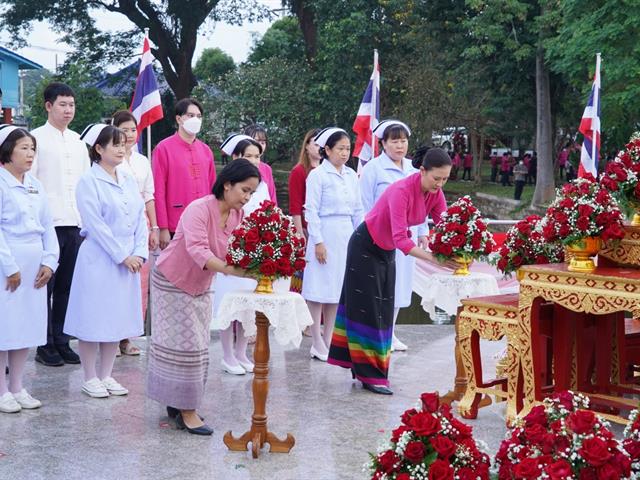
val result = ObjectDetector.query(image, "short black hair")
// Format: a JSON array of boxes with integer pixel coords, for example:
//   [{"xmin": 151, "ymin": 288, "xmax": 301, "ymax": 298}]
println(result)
[
  {"xmin": 0, "ymin": 128, "xmax": 36, "ymax": 164},
  {"xmin": 319, "ymin": 130, "xmax": 350, "ymax": 159},
  {"xmin": 44, "ymin": 82, "xmax": 75, "ymax": 105},
  {"xmin": 411, "ymin": 146, "xmax": 452, "ymax": 170},
  {"xmin": 212, "ymin": 158, "xmax": 261, "ymax": 200},
  {"xmin": 89, "ymin": 126, "xmax": 126, "ymax": 164},
  {"xmin": 175, "ymin": 97, "xmax": 203, "ymax": 117},
  {"xmin": 112, "ymin": 110, "xmax": 138, "ymax": 127},
  {"xmin": 233, "ymin": 138, "xmax": 262, "ymax": 156},
  {"xmin": 244, "ymin": 124, "xmax": 267, "ymax": 141},
  {"xmin": 382, "ymin": 124, "xmax": 410, "ymax": 142}
]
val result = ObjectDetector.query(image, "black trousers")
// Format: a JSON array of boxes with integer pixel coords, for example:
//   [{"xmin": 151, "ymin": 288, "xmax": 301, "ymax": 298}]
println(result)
[
  {"xmin": 501, "ymin": 171, "xmax": 511, "ymax": 186},
  {"xmin": 514, "ymin": 180, "xmax": 526, "ymax": 200},
  {"xmin": 45, "ymin": 226, "xmax": 83, "ymax": 347}
]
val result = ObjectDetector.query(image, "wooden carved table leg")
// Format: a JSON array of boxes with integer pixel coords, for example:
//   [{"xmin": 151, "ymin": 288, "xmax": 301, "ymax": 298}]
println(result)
[
  {"xmin": 440, "ymin": 310, "xmax": 468, "ymax": 405},
  {"xmin": 223, "ymin": 311, "xmax": 295, "ymax": 458}
]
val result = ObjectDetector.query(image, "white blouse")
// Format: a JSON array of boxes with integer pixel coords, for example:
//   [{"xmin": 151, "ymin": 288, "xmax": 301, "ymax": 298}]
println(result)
[{"xmin": 117, "ymin": 150, "xmax": 154, "ymax": 203}]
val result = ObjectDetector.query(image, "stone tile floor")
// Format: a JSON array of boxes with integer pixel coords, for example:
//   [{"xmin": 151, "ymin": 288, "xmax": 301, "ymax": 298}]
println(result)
[{"xmin": 0, "ymin": 325, "xmax": 512, "ymax": 480}]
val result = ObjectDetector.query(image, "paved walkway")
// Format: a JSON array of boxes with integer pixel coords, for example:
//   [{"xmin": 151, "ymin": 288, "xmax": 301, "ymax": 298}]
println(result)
[{"xmin": 0, "ymin": 325, "xmax": 511, "ymax": 479}]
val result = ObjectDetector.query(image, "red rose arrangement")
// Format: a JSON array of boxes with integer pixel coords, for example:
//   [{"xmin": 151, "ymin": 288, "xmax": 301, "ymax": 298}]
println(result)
[
  {"xmin": 226, "ymin": 200, "xmax": 306, "ymax": 278},
  {"xmin": 600, "ymin": 133, "xmax": 640, "ymax": 217},
  {"xmin": 622, "ymin": 409, "xmax": 640, "ymax": 476},
  {"xmin": 495, "ymin": 390, "xmax": 631, "ymax": 479},
  {"xmin": 539, "ymin": 174, "xmax": 626, "ymax": 245},
  {"xmin": 367, "ymin": 392, "xmax": 491, "ymax": 480},
  {"xmin": 429, "ymin": 196, "xmax": 496, "ymax": 262},
  {"xmin": 495, "ymin": 215, "xmax": 564, "ymax": 277}
]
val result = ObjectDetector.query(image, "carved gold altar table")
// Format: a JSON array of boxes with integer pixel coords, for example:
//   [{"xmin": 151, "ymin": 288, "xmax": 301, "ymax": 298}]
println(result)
[
  {"xmin": 215, "ymin": 291, "xmax": 313, "ymax": 458},
  {"xmin": 514, "ymin": 263, "xmax": 640, "ymax": 422}
]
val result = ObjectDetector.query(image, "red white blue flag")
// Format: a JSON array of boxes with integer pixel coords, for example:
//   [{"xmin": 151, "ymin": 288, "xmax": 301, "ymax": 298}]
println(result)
[
  {"xmin": 578, "ymin": 53, "xmax": 601, "ymax": 178},
  {"xmin": 130, "ymin": 35, "xmax": 164, "ymax": 136},
  {"xmin": 352, "ymin": 50, "xmax": 380, "ymax": 173}
]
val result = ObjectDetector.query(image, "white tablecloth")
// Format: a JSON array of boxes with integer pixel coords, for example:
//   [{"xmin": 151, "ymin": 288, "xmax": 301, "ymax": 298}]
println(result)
[
  {"xmin": 416, "ymin": 272, "xmax": 500, "ymax": 318},
  {"xmin": 213, "ymin": 291, "xmax": 313, "ymax": 349}
]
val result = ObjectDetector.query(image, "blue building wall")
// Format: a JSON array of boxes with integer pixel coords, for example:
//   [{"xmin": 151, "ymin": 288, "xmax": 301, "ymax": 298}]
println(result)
[{"xmin": 0, "ymin": 47, "xmax": 42, "ymax": 109}]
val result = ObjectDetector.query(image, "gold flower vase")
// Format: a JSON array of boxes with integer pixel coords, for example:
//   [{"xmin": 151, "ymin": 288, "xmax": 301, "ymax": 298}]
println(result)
[
  {"xmin": 516, "ymin": 268, "xmax": 525, "ymax": 282},
  {"xmin": 453, "ymin": 256, "xmax": 473, "ymax": 276},
  {"xmin": 566, "ymin": 237, "xmax": 602, "ymax": 273},
  {"xmin": 254, "ymin": 276, "xmax": 274, "ymax": 294}
]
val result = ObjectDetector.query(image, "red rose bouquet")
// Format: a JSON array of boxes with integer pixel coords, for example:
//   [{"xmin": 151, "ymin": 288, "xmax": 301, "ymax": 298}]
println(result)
[
  {"xmin": 600, "ymin": 134, "xmax": 640, "ymax": 219},
  {"xmin": 495, "ymin": 215, "xmax": 564, "ymax": 277},
  {"xmin": 429, "ymin": 196, "xmax": 496, "ymax": 263},
  {"xmin": 366, "ymin": 392, "xmax": 491, "ymax": 480},
  {"xmin": 622, "ymin": 409, "xmax": 640, "ymax": 476},
  {"xmin": 495, "ymin": 391, "xmax": 631, "ymax": 479},
  {"xmin": 226, "ymin": 200, "xmax": 306, "ymax": 278},
  {"xmin": 539, "ymin": 174, "xmax": 626, "ymax": 245}
]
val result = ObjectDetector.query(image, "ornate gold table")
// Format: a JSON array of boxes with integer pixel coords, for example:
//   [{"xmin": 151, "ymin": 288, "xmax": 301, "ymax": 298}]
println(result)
[{"xmin": 514, "ymin": 263, "xmax": 640, "ymax": 422}]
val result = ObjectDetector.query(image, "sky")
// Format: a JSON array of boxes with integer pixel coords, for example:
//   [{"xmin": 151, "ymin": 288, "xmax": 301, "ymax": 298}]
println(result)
[{"xmin": 3, "ymin": 0, "xmax": 280, "ymax": 72}]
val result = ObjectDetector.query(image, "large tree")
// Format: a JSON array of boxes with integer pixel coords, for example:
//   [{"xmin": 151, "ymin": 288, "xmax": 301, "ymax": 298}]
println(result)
[{"xmin": 0, "ymin": 0, "xmax": 269, "ymax": 99}]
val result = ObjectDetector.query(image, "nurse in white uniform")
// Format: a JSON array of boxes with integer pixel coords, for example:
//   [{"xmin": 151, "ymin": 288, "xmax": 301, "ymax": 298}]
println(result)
[
  {"xmin": 211, "ymin": 134, "xmax": 271, "ymax": 375},
  {"xmin": 0, "ymin": 126, "xmax": 59, "ymax": 413},
  {"xmin": 302, "ymin": 127, "xmax": 363, "ymax": 361},
  {"xmin": 360, "ymin": 120, "xmax": 427, "ymax": 352},
  {"xmin": 64, "ymin": 124, "xmax": 148, "ymax": 398}
]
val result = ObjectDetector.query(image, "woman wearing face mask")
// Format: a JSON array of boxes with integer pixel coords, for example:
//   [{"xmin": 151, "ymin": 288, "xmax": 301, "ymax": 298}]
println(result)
[
  {"xmin": 302, "ymin": 128, "xmax": 363, "ymax": 362},
  {"xmin": 112, "ymin": 110, "xmax": 159, "ymax": 356},
  {"xmin": 328, "ymin": 147, "xmax": 456, "ymax": 395},
  {"xmin": 244, "ymin": 124, "xmax": 277, "ymax": 206},
  {"xmin": 210, "ymin": 134, "xmax": 269, "ymax": 375},
  {"xmin": 64, "ymin": 124, "xmax": 148, "ymax": 399},
  {"xmin": 0, "ymin": 126, "xmax": 59, "ymax": 413},
  {"xmin": 288, "ymin": 128, "xmax": 321, "ymax": 295},
  {"xmin": 147, "ymin": 160, "xmax": 258, "ymax": 435},
  {"xmin": 152, "ymin": 98, "xmax": 216, "ymax": 250},
  {"xmin": 360, "ymin": 120, "xmax": 427, "ymax": 353}
]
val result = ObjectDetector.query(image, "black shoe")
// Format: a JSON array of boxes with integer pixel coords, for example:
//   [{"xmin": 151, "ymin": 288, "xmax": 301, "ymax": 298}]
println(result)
[
  {"xmin": 362, "ymin": 383, "xmax": 393, "ymax": 395},
  {"xmin": 167, "ymin": 406, "xmax": 205, "ymax": 421},
  {"xmin": 351, "ymin": 368, "xmax": 356, "ymax": 380},
  {"xmin": 175, "ymin": 413, "xmax": 213, "ymax": 436},
  {"xmin": 56, "ymin": 344, "xmax": 80, "ymax": 364},
  {"xmin": 35, "ymin": 346, "xmax": 64, "ymax": 367}
]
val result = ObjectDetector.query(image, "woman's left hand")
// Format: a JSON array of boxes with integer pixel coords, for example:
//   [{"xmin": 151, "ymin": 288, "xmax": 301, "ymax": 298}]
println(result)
[
  {"xmin": 417, "ymin": 235, "xmax": 429, "ymax": 250},
  {"xmin": 34, "ymin": 266, "xmax": 53, "ymax": 289},
  {"xmin": 149, "ymin": 229, "xmax": 160, "ymax": 251}
]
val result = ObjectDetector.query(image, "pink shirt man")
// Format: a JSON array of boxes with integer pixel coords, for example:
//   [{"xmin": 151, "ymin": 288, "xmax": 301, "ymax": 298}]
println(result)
[
  {"xmin": 156, "ymin": 195, "xmax": 243, "ymax": 296},
  {"xmin": 365, "ymin": 172, "xmax": 446, "ymax": 255},
  {"xmin": 152, "ymin": 133, "xmax": 217, "ymax": 232}
]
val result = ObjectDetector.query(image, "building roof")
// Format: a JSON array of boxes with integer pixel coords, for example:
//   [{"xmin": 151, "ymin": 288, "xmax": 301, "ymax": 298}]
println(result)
[
  {"xmin": 0, "ymin": 46, "xmax": 42, "ymax": 70},
  {"xmin": 94, "ymin": 60, "xmax": 170, "ymax": 98}
]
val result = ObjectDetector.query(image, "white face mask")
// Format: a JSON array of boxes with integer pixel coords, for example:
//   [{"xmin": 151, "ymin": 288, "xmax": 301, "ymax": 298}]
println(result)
[{"xmin": 182, "ymin": 117, "xmax": 202, "ymax": 135}]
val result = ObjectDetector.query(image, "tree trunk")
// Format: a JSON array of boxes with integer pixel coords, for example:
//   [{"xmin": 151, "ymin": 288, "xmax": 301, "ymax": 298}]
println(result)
[
  {"xmin": 474, "ymin": 132, "xmax": 484, "ymax": 186},
  {"xmin": 289, "ymin": 0, "xmax": 317, "ymax": 64},
  {"xmin": 532, "ymin": 47, "xmax": 555, "ymax": 207}
]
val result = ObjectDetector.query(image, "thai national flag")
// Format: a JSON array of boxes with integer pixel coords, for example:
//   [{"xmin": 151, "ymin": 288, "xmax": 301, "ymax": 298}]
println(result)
[
  {"xmin": 578, "ymin": 53, "xmax": 601, "ymax": 178},
  {"xmin": 130, "ymin": 35, "xmax": 164, "ymax": 137},
  {"xmin": 352, "ymin": 50, "xmax": 380, "ymax": 173}
]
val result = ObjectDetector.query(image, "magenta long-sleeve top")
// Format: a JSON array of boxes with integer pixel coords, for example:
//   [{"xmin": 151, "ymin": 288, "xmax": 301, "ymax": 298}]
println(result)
[
  {"xmin": 152, "ymin": 133, "xmax": 217, "ymax": 232},
  {"xmin": 156, "ymin": 195, "xmax": 242, "ymax": 296},
  {"xmin": 365, "ymin": 172, "xmax": 446, "ymax": 255}
]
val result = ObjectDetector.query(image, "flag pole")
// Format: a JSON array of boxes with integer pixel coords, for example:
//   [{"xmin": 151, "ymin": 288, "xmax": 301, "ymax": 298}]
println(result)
[
  {"xmin": 145, "ymin": 28, "xmax": 152, "ymax": 160},
  {"xmin": 371, "ymin": 49, "xmax": 379, "ymax": 158},
  {"xmin": 592, "ymin": 52, "xmax": 601, "ymax": 166}
]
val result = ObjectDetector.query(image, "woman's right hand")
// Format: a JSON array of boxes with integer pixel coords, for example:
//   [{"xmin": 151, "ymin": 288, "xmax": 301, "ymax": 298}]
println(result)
[
  {"xmin": 6, "ymin": 272, "xmax": 20, "ymax": 292},
  {"xmin": 123, "ymin": 256, "xmax": 144, "ymax": 273},
  {"xmin": 315, "ymin": 243, "xmax": 327, "ymax": 264},
  {"xmin": 224, "ymin": 265, "xmax": 247, "ymax": 278},
  {"xmin": 159, "ymin": 228, "xmax": 171, "ymax": 250}
]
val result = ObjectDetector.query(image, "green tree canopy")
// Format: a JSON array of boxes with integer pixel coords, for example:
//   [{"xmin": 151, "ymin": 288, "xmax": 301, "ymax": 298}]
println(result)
[{"xmin": 194, "ymin": 48, "xmax": 236, "ymax": 84}]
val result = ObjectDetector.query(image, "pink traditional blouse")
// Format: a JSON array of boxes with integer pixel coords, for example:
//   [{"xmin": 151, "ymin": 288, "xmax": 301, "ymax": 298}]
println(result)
[
  {"xmin": 365, "ymin": 173, "xmax": 446, "ymax": 255},
  {"xmin": 258, "ymin": 161, "xmax": 277, "ymax": 205},
  {"xmin": 156, "ymin": 195, "xmax": 243, "ymax": 296},
  {"xmin": 152, "ymin": 133, "xmax": 217, "ymax": 232}
]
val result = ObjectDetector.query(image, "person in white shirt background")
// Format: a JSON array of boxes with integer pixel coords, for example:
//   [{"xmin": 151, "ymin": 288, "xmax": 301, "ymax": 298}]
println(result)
[
  {"xmin": 63, "ymin": 124, "xmax": 148, "ymax": 399},
  {"xmin": 30, "ymin": 83, "xmax": 90, "ymax": 367},
  {"xmin": 0, "ymin": 126, "xmax": 59, "ymax": 413},
  {"xmin": 112, "ymin": 110, "xmax": 160, "ymax": 356}
]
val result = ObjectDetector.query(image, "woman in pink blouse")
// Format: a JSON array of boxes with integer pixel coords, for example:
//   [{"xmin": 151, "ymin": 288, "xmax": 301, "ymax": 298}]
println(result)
[
  {"xmin": 146, "ymin": 159, "xmax": 259, "ymax": 435},
  {"xmin": 328, "ymin": 147, "xmax": 456, "ymax": 395}
]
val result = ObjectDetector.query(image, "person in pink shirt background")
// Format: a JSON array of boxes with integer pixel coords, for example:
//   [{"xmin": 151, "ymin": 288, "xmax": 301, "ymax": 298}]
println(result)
[
  {"xmin": 327, "ymin": 147, "xmax": 456, "ymax": 396},
  {"xmin": 146, "ymin": 159, "xmax": 258, "ymax": 436},
  {"xmin": 557, "ymin": 146, "xmax": 569, "ymax": 180},
  {"xmin": 244, "ymin": 124, "xmax": 277, "ymax": 206},
  {"xmin": 462, "ymin": 151, "xmax": 473, "ymax": 181},
  {"xmin": 152, "ymin": 98, "xmax": 216, "ymax": 250}
]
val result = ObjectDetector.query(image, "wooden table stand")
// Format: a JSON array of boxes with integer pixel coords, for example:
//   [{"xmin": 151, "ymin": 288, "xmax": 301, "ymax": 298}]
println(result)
[{"xmin": 223, "ymin": 311, "xmax": 295, "ymax": 458}]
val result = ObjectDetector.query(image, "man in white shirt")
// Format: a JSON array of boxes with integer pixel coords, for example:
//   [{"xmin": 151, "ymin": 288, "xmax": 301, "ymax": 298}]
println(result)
[{"xmin": 31, "ymin": 83, "xmax": 90, "ymax": 366}]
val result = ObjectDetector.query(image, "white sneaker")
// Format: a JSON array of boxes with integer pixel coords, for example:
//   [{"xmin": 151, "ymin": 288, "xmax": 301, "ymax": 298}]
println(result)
[
  {"xmin": 101, "ymin": 377, "xmax": 128, "ymax": 396},
  {"xmin": 12, "ymin": 389, "xmax": 42, "ymax": 409},
  {"xmin": 392, "ymin": 335, "xmax": 408, "ymax": 352},
  {"xmin": 221, "ymin": 359, "xmax": 245, "ymax": 375},
  {"xmin": 0, "ymin": 392, "xmax": 21, "ymax": 413},
  {"xmin": 82, "ymin": 378, "xmax": 109, "ymax": 398}
]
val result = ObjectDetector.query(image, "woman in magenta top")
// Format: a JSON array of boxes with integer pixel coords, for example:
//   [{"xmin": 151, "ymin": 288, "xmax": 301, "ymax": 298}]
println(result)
[
  {"xmin": 244, "ymin": 124, "xmax": 277, "ymax": 205},
  {"xmin": 152, "ymin": 98, "xmax": 217, "ymax": 249},
  {"xmin": 146, "ymin": 159, "xmax": 259, "ymax": 436},
  {"xmin": 288, "ymin": 128, "xmax": 320, "ymax": 293},
  {"xmin": 328, "ymin": 147, "xmax": 455, "ymax": 395}
]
